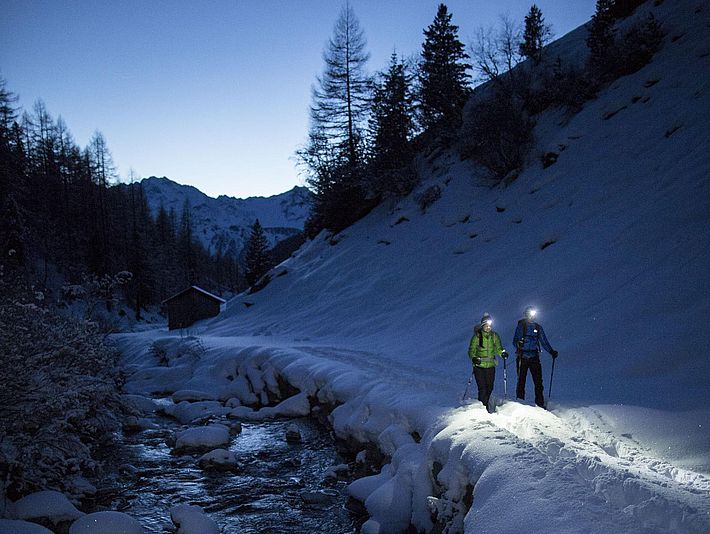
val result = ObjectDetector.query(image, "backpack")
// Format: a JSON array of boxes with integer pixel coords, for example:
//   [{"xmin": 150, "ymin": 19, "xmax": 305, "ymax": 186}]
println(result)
[{"xmin": 517, "ymin": 319, "xmax": 540, "ymax": 353}]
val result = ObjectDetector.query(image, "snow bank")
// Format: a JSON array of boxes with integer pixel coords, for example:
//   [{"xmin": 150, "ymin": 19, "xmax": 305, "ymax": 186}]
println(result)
[
  {"xmin": 12, "ymin": 490, "xmax": 83, "ymax": 525},
  {"xmin": 169, "ymin": 504, "xmax": 219, "ymax": 534},
  {"xmin": 0, "ymin": 519, "xmax": 54, "ymax": 533},
  {"xmin": 68, "ymin": 511, "xmax": 143, "ymax": 533}
]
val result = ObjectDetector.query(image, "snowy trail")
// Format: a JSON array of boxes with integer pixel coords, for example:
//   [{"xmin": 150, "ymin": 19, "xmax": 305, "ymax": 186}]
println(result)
[{"xmin": 116, "ymin": 331, "xmax": 709, "ymax": 533}]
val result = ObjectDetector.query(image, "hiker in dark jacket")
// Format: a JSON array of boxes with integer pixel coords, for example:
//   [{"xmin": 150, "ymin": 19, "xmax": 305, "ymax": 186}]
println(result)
[
  {"xmin": 468, "ymin": 313, "xmax": 508, "ymax": 412},
  {"xmin": 513, "ymin": 306, "xmax": 558, "ymax": 407}
]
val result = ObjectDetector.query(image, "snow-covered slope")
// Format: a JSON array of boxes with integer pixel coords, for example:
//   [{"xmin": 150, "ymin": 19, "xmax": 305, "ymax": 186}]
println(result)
[
  {"xmin": 212, "ymin": 0, "xmax": 709, "ymax": 411},
  {"xmin": 140, "ymin": 176, "xmax": 311, "ymax": 257},
  {"xmin": 115, "ymin": 2, "xmax": 709, "ymax": 532}
]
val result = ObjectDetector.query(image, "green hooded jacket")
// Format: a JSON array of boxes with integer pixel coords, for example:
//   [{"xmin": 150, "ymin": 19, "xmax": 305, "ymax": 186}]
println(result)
[{"xmin": 468, "ymin": 328, "xmax": 504, "ymax": 368}]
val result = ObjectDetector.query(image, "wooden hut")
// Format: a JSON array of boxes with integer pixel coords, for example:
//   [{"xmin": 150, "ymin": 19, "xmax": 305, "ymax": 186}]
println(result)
[{"xmin": 163, "ymin": 286, "xmax": 226, "ymax": 330}]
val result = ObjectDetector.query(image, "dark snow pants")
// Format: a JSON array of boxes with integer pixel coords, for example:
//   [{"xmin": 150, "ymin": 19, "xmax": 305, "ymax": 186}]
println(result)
[
  {"xmin": 516, "ymin": 355, "xmax": 545, "ymax": 407},
  {"xmin": 474, "ymin": 366, "xmax": 495, "ymax": 407}
]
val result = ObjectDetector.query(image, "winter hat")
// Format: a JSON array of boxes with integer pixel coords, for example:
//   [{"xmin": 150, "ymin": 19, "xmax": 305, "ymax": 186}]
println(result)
[{"xmin": 480, "ymin": 313, "xmax": 492, "ymax": 326}]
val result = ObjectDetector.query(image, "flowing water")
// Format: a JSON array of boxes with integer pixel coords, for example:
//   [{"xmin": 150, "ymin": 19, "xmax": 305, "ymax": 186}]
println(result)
[{"xmin": 92, "ymin": 401, "xmax": 364, "ymax": 533}]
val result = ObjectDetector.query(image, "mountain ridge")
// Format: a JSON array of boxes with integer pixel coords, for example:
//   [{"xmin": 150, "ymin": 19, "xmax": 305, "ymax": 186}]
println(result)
[{"xmin": 139, "ymin": 176, "xmax": 311, "ymax": 260}]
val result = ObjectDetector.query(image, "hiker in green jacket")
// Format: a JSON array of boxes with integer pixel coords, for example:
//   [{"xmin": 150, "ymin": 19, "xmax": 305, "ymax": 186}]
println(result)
[{"xmin": 468, "ymin": 313, "xmax": 508, "ymax": 412}]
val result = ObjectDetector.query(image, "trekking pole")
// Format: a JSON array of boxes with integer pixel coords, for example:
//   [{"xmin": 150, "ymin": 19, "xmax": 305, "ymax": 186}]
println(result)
[
  {"xmin": 462, "ymin": 369, "xmax": 475, "ymax": 402},
  {"xmin": 503, "ymin": 356, "xmax": 508, "ymax": 399},
  {"xmin": 548, "ymin": 357, "xmax": 556, "ymax": 403}
]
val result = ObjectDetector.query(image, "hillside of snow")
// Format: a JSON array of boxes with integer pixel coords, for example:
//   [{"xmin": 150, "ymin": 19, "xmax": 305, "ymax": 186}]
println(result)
[
  {"xmin": 114, "ymin": 2, "xmax": 709, "ymax": 533},
  {"xmin": 139, "ymin": 176, "xmax": 311, "ymax": 257},
  {"xmin": 210, "ymin": 0, "xmax": 709, "ymax": 411}
]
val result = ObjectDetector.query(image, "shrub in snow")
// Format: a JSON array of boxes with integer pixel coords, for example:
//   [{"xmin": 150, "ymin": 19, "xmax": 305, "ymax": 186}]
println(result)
[
  {"xmin": 617, "ymin": 15, "xmax": 665, "ymax": 76},
  {"xmin": 0, "ymin": 277, "xmax": 122, "ymax": 501},
  {"xmin": 170, "ymin": 504, "xmax": 219, "ymax": 534},
  {"xmin": 173, "ymin": 425, "xmax": 231, "ymax": 452},
  {"xmin": 415, "ymin": 185, "xmax": 442, "ymax": 213},
  {"xmin": 460, "ymin": 89, "xmax": 534, "ymax": 179},
  {"xmin": 68, "ymin": 511, "xmax": 144, "ymax": 533}
]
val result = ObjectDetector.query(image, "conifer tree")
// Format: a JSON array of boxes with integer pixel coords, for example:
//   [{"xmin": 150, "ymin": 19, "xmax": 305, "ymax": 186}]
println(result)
[
  {"xmin": 245, "ymin": 219, "xmax": 271, "ymax": 287},
  {"xmin": 418, "ymin": 3, "xmax": 471, "ymax": 130},
  {"xmin": 519, "ymin": 5, "xmax": 552, "ymax": 64},
  {"xmin": 300, "ymin": 3, "xmax": 372, "ymax": 235},
  {"xmin": 178, "ymin": 199, "xmax": 196, "ymax": 286},
  {"xmin": 369, "ymin": 53, "xmax": 416, "ymax": 195},
  {"xmin": 587, "ymin": 0, "xmax": 617, "ymax": 70}
]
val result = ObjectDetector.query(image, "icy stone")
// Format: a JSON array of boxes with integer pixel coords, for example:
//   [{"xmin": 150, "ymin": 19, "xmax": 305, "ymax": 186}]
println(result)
[
  {"xmin": 174, "ymin": 424, "xmax": 230, "ymax": 451},
  {"xmin": 196, "ymin": 449, "xmax": 239, "ymax": 471},
  {"xmin": 13, "ymin": 490, "xmax": 84, "ymax": 525},
  {"xmin": 121, "ymin": 394, "xmax": 158, "ymax": 414},
  {"xmin": 172, "ymin": 390, "xmax": 216, "ymax": 403},
  {"xmin": 69, "ymin": 511, "xmax": 144, "ymax": 533},
  {"xmin": 163, "ymin": 401, "xmax": 231, "ymax": 424},
  {"xmin": 170, "ymin": 504, "xmax": 219, "ymax": 534},
  {"xmin": 324, "ymin": 463, "xmax": 349, "ymax": 480},
  {"xmin": 230, "ymin": 392, "xmax": 311, "ymax": 421},
  {"xmin": 225, "ymin": 397, "xmax": 241, "ymax": 408},
  {"xmin": 285, "ymin": 423, "xmax": 302, "ymax": 443},
  {"xmin": 299, "ymin": 489, "xmax": 339, "ymax": 505},
  {"xmin": 0, "ymin": 519, "xmax": 54, "ymax": 533}
]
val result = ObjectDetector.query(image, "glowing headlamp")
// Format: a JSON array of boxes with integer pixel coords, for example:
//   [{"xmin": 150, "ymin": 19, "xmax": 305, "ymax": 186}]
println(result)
[
  {"xmin": 526, "ymin": 308, "xmax": 537, "ymax": 318},
  {"xmin": 483, "ymin": 319, "xmax": 493, "ymax": 326}
]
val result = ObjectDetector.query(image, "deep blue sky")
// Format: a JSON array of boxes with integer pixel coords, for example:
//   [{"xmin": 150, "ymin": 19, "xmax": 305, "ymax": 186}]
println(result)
[{"xmin": 1, "ymin": 1, "xmax": 595, "ymax": 198}]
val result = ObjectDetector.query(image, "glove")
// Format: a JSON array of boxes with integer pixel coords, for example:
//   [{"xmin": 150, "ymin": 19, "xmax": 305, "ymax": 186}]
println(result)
[
  {"xmin": 551, "ymin": 350, "xmax": 558, "ymax": 359},
  {"xmin": 473, "ymin": 357, "xmax": 482, "ymax": 365},
  {"xmin": 501, "ymin": 351, "xmax": 509, "ymax": 360}
]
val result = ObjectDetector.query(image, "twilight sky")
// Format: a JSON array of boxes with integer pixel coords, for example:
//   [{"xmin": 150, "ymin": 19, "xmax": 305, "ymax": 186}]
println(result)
[{"xmin": 1, "ymin": 1, "xmax": 595, "ymax": 198}]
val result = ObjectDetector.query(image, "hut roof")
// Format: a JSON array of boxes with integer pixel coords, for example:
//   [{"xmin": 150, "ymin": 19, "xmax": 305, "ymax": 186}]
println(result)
[{"xmin": 162, "ymin": 285, "xmax": 226, "ymax": 305}]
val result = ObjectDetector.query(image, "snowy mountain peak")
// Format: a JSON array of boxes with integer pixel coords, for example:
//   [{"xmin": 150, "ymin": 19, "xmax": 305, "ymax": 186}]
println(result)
[{"xmin": 140, "ymin": 176, "xmax": 311, "ymax": 258}]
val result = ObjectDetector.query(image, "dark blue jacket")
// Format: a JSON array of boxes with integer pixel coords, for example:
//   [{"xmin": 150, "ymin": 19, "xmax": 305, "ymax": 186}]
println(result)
[{"xmin": 513, "ymin": 320, "xmax": 554, "ymax": 359}]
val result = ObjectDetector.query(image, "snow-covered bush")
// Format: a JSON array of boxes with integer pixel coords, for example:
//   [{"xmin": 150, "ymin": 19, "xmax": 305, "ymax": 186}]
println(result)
[
  {"xmin": 415, "ymin": 185, "xmax": 442, "ymax": 213},
  {"xmin": 0, "ymin": 276, "xmax": 123, "ymax": 501},
  {"xmin": 460, "ymin": 89, "xmax": 534, "ymax": 179}
]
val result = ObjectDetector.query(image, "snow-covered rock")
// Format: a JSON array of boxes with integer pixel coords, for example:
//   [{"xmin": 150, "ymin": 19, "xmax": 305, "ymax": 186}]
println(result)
[
  {"xmin": 229, "ymin": 392, "xmax": 310, "ymax": 421},
  {"xmin": 285, "ymin": 423, "xmax": 302, "ymax": 443},
  {"xmin": 174, "ymin": 424, "xmax": 231, "ymax": 451},
  {"xmin": 68, "ymin": 511, "xmax": 144, "ymax": 533},
  {"xmin": 169, "ymin": 504, "xmax": 219, "ymax": 534},
  {"xmin": 121, "ymin": 394, "xmax": 159, "ymax": 414},
  {"xmin": 196, "ymin": 449, "xmax": 239, "ymax": 471},
  {"xmin": 172, "ymin": 390, "xmax": 217, "ymax": 403},
  {"xmin": 13, "ymin": 490, "xmax": 84, "ymax": 525},
  {"xmin": 0, "ymin": 519, "xmax": 54, "ymax": 533},
  {"xmin": 162, "ymin": 400, "xmax": 231, "ymax": 424}
]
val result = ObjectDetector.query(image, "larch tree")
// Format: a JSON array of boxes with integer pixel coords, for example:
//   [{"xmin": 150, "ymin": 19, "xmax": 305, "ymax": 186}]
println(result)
[{"xmin": 300, "ymin": 2, "xmax": 371, "ymax": 236}]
